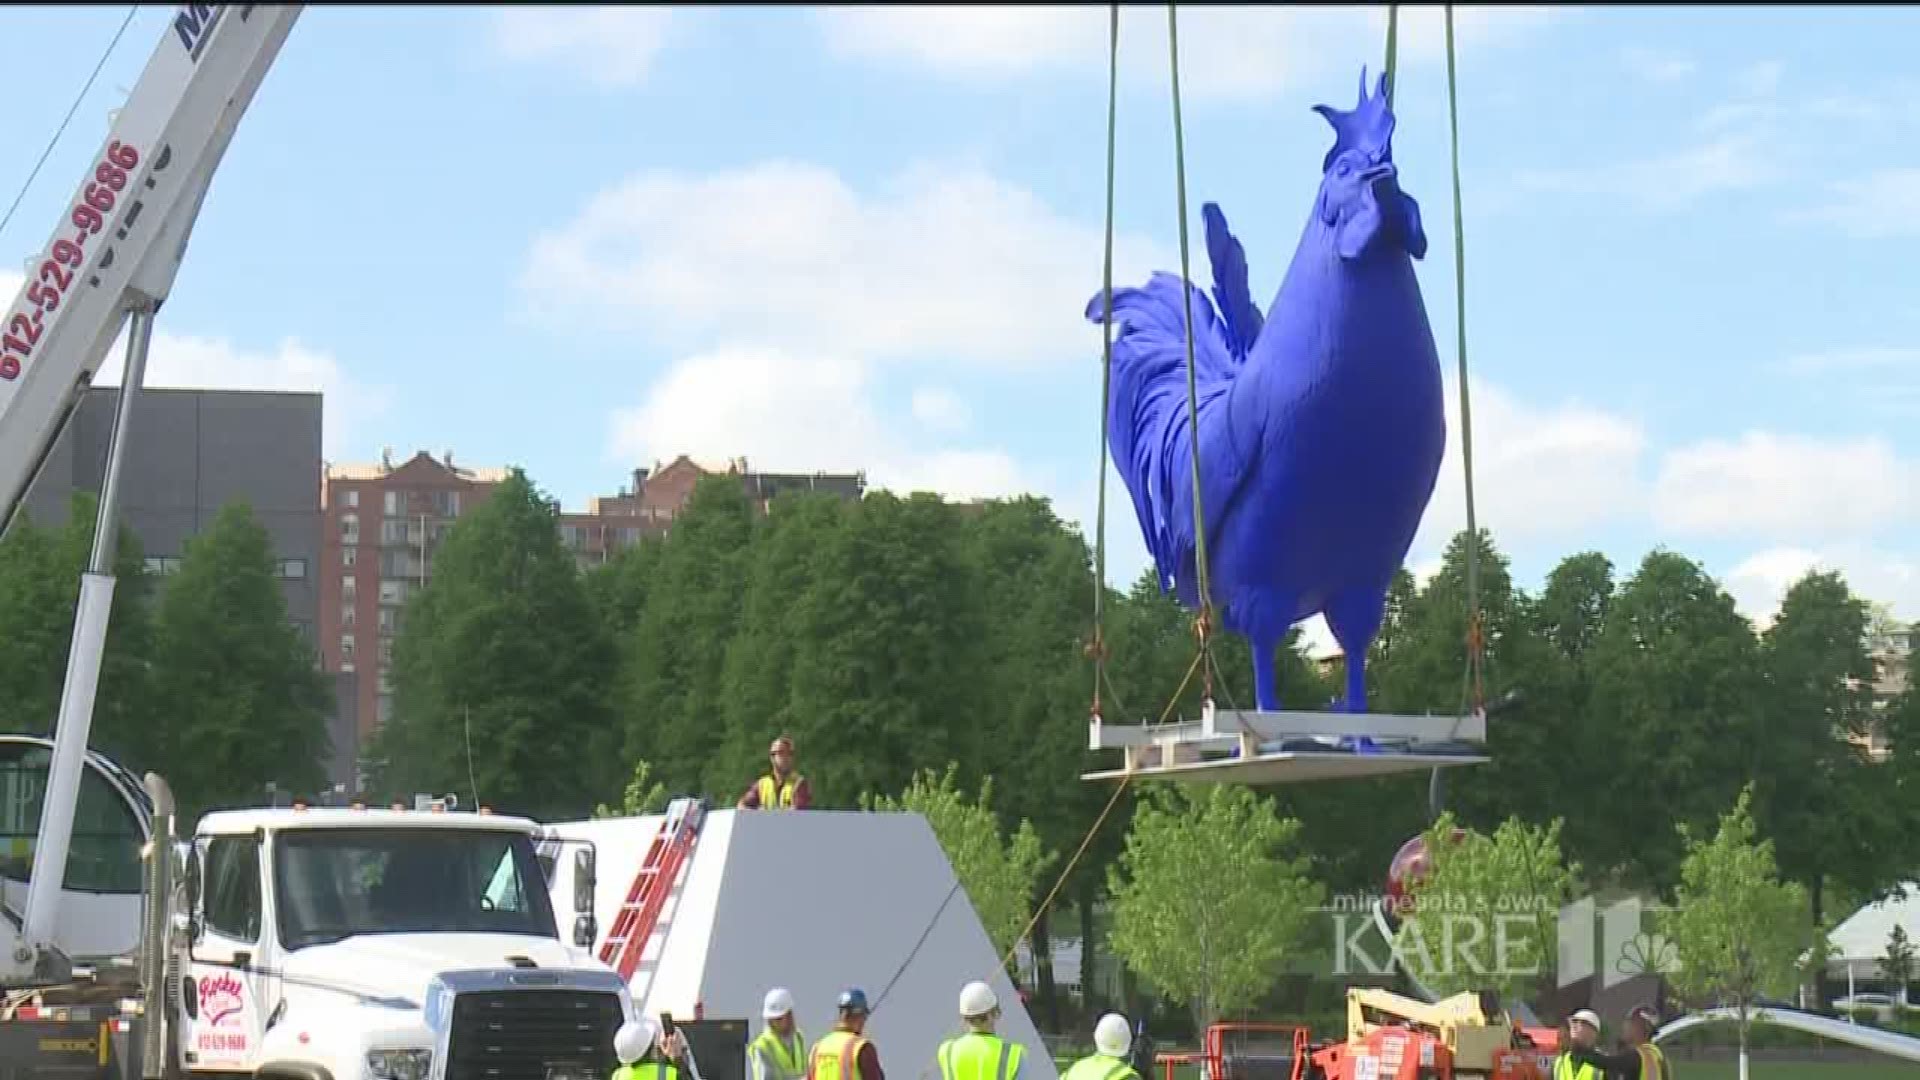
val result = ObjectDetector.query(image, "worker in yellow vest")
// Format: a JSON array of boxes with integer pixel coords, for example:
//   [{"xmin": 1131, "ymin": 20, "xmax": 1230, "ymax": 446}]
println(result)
[
  {"xmin": 1059, "ymin": 1014, "xmax": 1138, "ymax": 1080},
  {"xmin": 810, "ymin": 988, "xmax": 884, "ymax": 1080},
  {"xmin": 613, "ymin": 1018, "xmax": 684, "ymax": 1080},
  {"xmin": 739, "ymin": 735, "xmax": 812, "ymax": 810},
  {"xmin": 1565, "ymin": 1005, "xmax": 1670, "ymax": 1079},
  {"xmin": 937, "ymin": 981, "xmax": 1028, "ymax": 1080},
  {"xmin": 753, "ymin": 987, "xmax": 808, "ymax": 1080},
  {"xmin": 1553, "ymin": 1010, "xmax": 1604, "ymax": 1080}
]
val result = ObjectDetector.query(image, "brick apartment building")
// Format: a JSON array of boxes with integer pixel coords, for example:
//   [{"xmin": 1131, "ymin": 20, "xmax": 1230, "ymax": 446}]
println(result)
[{"xmin": 319, "ymin": 451, "xmax": 865, "ymax": 785}]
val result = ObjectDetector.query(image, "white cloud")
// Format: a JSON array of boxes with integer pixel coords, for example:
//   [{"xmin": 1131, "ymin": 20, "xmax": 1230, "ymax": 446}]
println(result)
[
  {"xmin": 1725, "ymin": 545, "xmax": 1920, "ymax": 628},
  {"xmin": 910, "ymin": 386, "xmax": 972, "ymax": 433},
  {"xmin": 1513, "ymin": 133, "xmax": 1777, "ymax": 210},
  {"xmin": 488, "ymin": 6, "xmax": 673, "ymax": 89},
  {"xmin": 1413, "ymin": 377, "xmax": 1649, "ymax": 556},
  {"xmin": 1653, "ymin": 432, "xmax": 1917, "ymax": 542},
  {"xmin": 522, "ymin": 160, "xmax": 1164, "ymax": 369},
  {"xmin": 2, "ymin": 269, "xmax": 387, "ymax": 456},
  {"xmin": 1791, "ymin": 167, "xmax": 1920, "ymax": 239},
  {"xmin": 815, "ymin": 5, "xmax": 1559, "ymax": 103},
  {"xmin": 1622, "ymin": 46, "xmax": 1696, "ymax": 83},
  {"xmin": 607, "ymin": 347, "xmax": 1033, "ymax": 503}
]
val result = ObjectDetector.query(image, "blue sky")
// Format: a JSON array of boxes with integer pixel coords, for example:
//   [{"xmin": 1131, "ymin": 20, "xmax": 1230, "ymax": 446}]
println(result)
[{"xmin": 5, "ymin": 4, "xmax": 1920, "ymax": 646}]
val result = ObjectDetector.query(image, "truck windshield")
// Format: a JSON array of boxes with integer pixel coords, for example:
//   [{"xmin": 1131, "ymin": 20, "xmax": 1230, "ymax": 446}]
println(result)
[{"xmin": 273, "ymin": 827, "xmax": 558, "ymax": 950}]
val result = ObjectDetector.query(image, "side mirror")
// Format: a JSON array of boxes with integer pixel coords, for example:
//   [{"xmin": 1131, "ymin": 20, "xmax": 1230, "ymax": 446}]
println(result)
[
  {"xmin": 573, "ymin": 914, "xmax": 597, "ymax": 949},
  {"xmin": 573, "ymin": 847, "xmax": 595, "ymax": 915},
  {"xmin": 173, "ymin": 844, "xmax": 204, "ymax": 944}
]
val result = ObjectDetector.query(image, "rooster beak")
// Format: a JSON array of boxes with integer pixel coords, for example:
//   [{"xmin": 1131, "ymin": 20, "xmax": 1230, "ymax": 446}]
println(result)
[{"xmin": 1360, "ymin": 162, "xmax": 1398, "ymax": 188}]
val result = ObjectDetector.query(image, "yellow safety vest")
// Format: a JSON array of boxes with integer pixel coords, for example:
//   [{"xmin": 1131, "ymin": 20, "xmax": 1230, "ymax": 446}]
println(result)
[
  {"xmin": 614, "ymin": 1064, "xmax": 679, "ymax": 1080},
  {"xmin": 752, "ymin": 1026, "xmax": 809, "ymax": 1080},
  {"xmin": 1059, "ymin": 1053, "xmax": 1136, "ymax": 1080},
  {"xmin": 1636, "ymin": 1044, "xmax": 1670, "ymax": 1080},
  {"xmin": 756, "ymin": 774, "xmax": 802, "ymax": 809},
  {"xmin": 1552, "ymin": 1054, "xmax": 1601, "ymax": 1080},
  {"xmin": 811, "ymin": 1029, "xmax": 872, "ymax": 1080},
  {"xmin": 937, "ymin": 1031, "xmax": 1027, "ymax": 1080}
]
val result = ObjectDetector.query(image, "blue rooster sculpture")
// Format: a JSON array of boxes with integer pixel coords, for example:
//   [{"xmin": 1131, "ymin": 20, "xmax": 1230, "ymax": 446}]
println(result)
[{"xmin": 1086, "ymin": 69, "xmax": 1445, "ymax": 714}]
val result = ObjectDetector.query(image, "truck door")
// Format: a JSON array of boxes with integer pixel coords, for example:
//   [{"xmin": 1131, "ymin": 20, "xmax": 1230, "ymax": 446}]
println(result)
[{"xmin": 185, "ymin": 833, "xmax": 269, "ymax": 1072}]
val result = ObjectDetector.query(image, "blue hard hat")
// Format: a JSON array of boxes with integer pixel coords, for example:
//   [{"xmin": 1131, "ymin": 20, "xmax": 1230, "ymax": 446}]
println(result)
[{"xmin": 837, "ymin": 988, "xmax": 871, "ymax": 1014}]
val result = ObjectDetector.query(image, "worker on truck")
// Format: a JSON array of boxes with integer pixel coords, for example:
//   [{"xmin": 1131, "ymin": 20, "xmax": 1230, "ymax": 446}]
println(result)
[
  {"xmin": 1060, "ymin": 1014, "xmax": 1138, "ymax": 1080},
  {"xmin": 753, "ymin": 987, "xmax": 809, "ymax": 1080},
  {"xmin": 1564, "ymin": 1005, "xmax": 1670, "ymax": 1080},
  {"xmin": 810, "ymin": 987, "xmax": 883, "ymax": 1080},
  {"xmin": 937, "ymin": 981, "xmax": 1028, "ymax": 1080},
  {"xmin": 739, "ymin": 735, "xmax": 812, "ymax": 810},
  {"xmin": 1553, "ymin": 1010, "xmax": 1605, "ymax": 1080}
]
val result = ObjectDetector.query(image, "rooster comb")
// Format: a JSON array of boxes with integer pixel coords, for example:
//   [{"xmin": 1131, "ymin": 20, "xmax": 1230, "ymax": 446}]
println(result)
[{"xmin": 1312, "ymin": 67, "xmax": 1397, "ymax": 173}]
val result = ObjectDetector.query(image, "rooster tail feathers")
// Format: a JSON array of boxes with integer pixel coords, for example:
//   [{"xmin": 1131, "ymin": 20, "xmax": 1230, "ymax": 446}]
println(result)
[
  {"xmin": 1202, "ymin": 202, "xmax": 1264, "ymax": 360},
  {"xmin": 1085, "ymin": 271, "xmax": 1242, "ymax": 591}
]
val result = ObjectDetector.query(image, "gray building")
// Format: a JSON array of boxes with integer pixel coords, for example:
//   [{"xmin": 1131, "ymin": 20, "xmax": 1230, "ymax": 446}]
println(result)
[{"xmin": 19, "ymin": 387, "xmax": 352, "ymax": 793}]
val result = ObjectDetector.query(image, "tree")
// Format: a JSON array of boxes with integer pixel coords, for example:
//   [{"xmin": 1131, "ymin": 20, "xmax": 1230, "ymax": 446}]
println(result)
[
  {"xmin": 0, "ymin": 491, "xmax": 155, "ymax": 765},
  {"xmin": 1578, "ymin": 550, "xmax": 1762, "ymax": 888},
  {"xmin": 862, "ymin": 763, "xmax": 1053, "ymax": 963},
  {"xmin": 149, "ymin": 500, "xmax": 331, "ymax": 816},
  {"xmin": 370, "ymin": 470, "xmax": 618, "ymax": 819},
  {"xmin": 1107, "ymin": 784, "xmax": 1324, "ymax": 1030},
  {"xmin": 1884, "ymin": 924, "xmax": 1915, "ymax": 1006},
  {"xmin": 618, "ymin": 475, "xmax": 758, "ymax": 796},
  {"xmin": 1395, "ymin": 812, "xmax": 1580, "ymax": 1004},
  {"xmin": 1661, "ymin": 786, "xmax": 1812, "ymax": 1080},
  {"xmin": 594, "ymin": 759, "xmax": 671, "ymax": 819}
]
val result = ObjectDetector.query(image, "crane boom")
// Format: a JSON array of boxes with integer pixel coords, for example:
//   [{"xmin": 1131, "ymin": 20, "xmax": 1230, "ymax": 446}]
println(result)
[
  {"xmin": 1, "ymin": 3, "xmax": 301, "ymax": 988},
  {"xmin": 0, "ymin": 3, "xmax": 301, "ymax": 531}
]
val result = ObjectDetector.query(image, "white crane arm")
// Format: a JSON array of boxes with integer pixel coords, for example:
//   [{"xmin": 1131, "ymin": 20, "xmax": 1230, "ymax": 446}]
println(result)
[
  {"xmin": 1, "ymin": 3, "xmax": 301, "ymax": 989},
  {"xmin": 0, "ymin": 3, "xmax": 301, "ymax": 534}
]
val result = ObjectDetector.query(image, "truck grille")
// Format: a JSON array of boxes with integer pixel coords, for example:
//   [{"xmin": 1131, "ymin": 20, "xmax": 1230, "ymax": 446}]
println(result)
[{"xmin": 444, "ymin": 989, "xmax": 624, "ymax": 1080}]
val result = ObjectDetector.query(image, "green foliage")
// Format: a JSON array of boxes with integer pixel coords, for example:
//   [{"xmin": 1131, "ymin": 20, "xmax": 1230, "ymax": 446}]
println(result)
[
  {"xmin": 1662, "ymin": 786, "xmax": 1813, "ymax": 1062},
  {"xmin": 0, "ymin": 491, "xmax": 154, "ymax": 762},
  {"xmin": 1106, "ymin": 784, "xmax": 1324, "ymax": 1029},
  {"xmin": 862, "ymin": 763, "xmax": 1053, "ymax": 962},
  {"xmin": 594, "ymin": 759, "xmax": 671, "ymax": 818},
  {"xmin": 1395, "ymin": 812, "xmax": 1579, "ymax": 1003},
  {"xmin": 370, "ymin": 470, "xmax": 617, "ymax": 819},
  {"xmin": 1884, "ymin": 924, "xmax": 1915, "ymax": 1001},
  {"xmin": 149, "ymin": 501, "xmax": 332, "ymax": 816}
]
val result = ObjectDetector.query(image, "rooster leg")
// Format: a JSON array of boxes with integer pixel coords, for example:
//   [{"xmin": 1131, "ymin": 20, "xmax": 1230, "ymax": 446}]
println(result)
[
  {"xmin": 1324, "ymin": 585, "xmax": 1390, "ymax": 713},
  {"xmin": 1250, "ymin": 634, "xmax": 1284, "ymax": 713}
]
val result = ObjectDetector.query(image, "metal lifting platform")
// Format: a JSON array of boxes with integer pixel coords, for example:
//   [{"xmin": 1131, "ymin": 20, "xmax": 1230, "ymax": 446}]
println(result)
[{"xmin": 1084, "ymin": 700, "xmax": 1489, "ymax": 784}]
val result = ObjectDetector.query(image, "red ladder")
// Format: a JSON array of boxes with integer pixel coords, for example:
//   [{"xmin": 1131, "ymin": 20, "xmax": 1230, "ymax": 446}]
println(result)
[{"xmin": 598, "ymin": 796, "xmax": 707, "ymax": 981}]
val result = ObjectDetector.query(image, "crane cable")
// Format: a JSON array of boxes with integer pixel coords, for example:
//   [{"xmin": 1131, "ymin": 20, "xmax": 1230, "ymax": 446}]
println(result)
[
  {"xmin": 1443, "ymin": 6, "xmax": 1487, "ymax": 715},
  {"xmin": 1088, "ymin": 4, "xmax": 1121, "ymax": 719},
  {"xmin": 1166, "ymin": 1, "xmax": 1218, "ymax": 700},
  {"xmin": 0, "ymin": 5, "xmax": 141, "ymax": 244}
]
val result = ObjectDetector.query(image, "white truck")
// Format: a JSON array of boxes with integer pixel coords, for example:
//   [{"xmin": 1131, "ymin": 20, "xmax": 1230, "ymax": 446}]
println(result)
[{"xmin": 1, "ymin": 5, "xmax": 638, "ymax": 1077}]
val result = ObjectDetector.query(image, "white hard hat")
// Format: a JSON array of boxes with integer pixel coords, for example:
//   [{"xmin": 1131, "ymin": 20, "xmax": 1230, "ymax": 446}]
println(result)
[
  {"xmin": 1569, "ymin": 1009, "xmax": 1601, "ymax": 1030},
  {"xmin": 1094, "ymin": 1013, "xmax": 1132, "ymax": 1057},
  {"xmin": 615, "ymin": 1018, "xmax": 660, "ymax": 1064},
  {"xmin": 764, "ymin": 987, "xmax": 795, "ymax": 1020},
  {"xmin": 959, "ymin": 980, "xmax": 999, "ymax": 1018}
]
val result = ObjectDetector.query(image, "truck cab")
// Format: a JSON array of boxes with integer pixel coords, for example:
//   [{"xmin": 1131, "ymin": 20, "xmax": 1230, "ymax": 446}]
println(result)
[{"xmin": 174, "ymin": 804, "xmax": 630, "ymax": 1080}]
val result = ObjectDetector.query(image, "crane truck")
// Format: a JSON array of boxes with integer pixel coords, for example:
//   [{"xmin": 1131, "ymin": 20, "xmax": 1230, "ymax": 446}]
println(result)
[{"xmin": 2, "ymin": 6, "xmax": 636, "ymax": 1078}]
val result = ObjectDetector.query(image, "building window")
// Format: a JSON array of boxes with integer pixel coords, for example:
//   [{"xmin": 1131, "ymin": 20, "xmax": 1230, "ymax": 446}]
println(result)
[
  {"xmin": 378, "ymin": 608, "xmax": 397, "ymax": 633},
  {"xmin": 342, "ymin": 546, "xmax": 357, "ymax": 568},
  {"xmin": 143, "ymin": 556, "xmax": 182, "ymax": 576},
  {"xmin": 376, "ymin": 695, "xmax": 394, "ymax": 725},
  {"xmin": 379, "ymin": 638, "xmax": 394, "ymax": 666},
  {"xmin": 341, "ymin": 604, "xmax": 355, "ymax": 628},
  {"xmin": 379, "ymin": 580, "xmax": 406, "ymax": 606},
  {"xmin": 340, "ymin": 513, "xmax": 359, "ymax": 545},
  {"xmin": 342, "ymin": 576, "xmax": 357, "ymax": 601},
  {"xmin": 344, "ymin": 488, "xmax": 359, "ymax": 509},
  {"xmin": 384, "ymin": 490, "xmax": 401, "ymax": 516},
  {"xmin": 341, "ymin": 634, "xmax": 356, "ymax": 661},
  {"xmin": 279, "ymin": 558, "xmax": 307, "ymax": 580}
]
